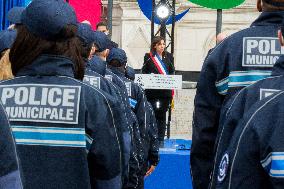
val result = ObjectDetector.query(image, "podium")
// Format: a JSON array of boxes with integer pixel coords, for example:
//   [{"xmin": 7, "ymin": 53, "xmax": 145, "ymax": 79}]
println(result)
[{"xmin": 145, "ymin": 139, "xmax": 192, "ymax": 189}]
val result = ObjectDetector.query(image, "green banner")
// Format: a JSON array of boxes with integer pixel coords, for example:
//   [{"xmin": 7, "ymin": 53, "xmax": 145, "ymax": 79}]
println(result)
[{"xmin": 188, "ymin": 0, "xmax": 245, "ymax": 9}]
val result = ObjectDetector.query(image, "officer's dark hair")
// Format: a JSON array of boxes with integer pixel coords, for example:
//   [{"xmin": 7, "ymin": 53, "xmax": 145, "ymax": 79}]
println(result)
[
  {"xmin": 9, "ymin": 24, "xmax": 85, "ymax": 80},
  {"xmin": 150, "ymin": 36, "xmax": 165, "ymax": 55},
  {"xmin": 108, "ymin": 59, "xmax": 122, "ymax": 67},
  {"xmin": 96, "ymin": 21, "xmax": 108, "ymax": 30},
  {"xmin": 261, "ymin": 0, "xmax": 284, "ymax": 11},
  {"xmin": 108, "ymin": 59, "xmax": 126, "ymax": 72},
  {"xmin": 77, "ymin": 38, "xmax": 93, "ymax": 59}
]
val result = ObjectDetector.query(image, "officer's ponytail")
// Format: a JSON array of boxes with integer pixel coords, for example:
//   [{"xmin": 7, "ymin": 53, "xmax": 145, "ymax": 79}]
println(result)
[{"xmin": 9, "ymin": 25, "xmax": 85, "ymax": 80}]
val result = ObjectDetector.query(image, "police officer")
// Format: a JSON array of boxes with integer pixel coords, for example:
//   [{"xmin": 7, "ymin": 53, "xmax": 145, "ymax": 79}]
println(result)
[
  {"xmin": 126, "ymin": 66, "xmax": 160, "ymax": 179},
  {"xmin": 107, "ymin": 48, "xmax": 155, "ymax": 189},
  {"xmin": 210, "ymin": 25, "xmax": 284, "ymax": 188},
  {"xmin": 76, "ymin": 22, "xmax": 132, "ymax": 187},
  {"xmin": 191, "ymin": 1, "xmax": 284, "ymax": 188},
  {"xmin": 90, "ymin": 31, "xmax": 144, "ymax": 188},
  {"xmin": 216, "ymin": 90, "xmax": 284, "ymax": 188},
  {"xmin": 0, "ymin": 102, "xmax": 22, "ymax": 188},
  {"xmin": 2, "ymin": 0, "xmax": 122, "ymax": 188},
  {"xmin": 105, "ymin": 66, "xmax": 144, "ymax": 189},
  {"xmin": 107, "ymin": 48, "xmax": 148, "ymax": 143}
]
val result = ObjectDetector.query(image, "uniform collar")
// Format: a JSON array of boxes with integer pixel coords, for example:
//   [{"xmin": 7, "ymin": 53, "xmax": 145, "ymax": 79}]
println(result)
[
  {"xmin": 272, "ymin": 55, "xmax": 284, "ymax": 76},
  {"xmin": 251, "ymin": 11, "xmax": 284, "ymax": 27},
  {"xmin": 16, "ymin": 54, "xmax": 75, "ymax": 77},
  {"xmin": 86, "ymin": 59, "xmax": 106, "ymax": 76}
]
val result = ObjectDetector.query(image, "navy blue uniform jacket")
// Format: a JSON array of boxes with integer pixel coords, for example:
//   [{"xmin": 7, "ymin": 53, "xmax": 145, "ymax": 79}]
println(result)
[
  {"xmin": 191, "ymin": 11, "xmax": 284, "ymax": 188},
  {"xmin": 0, "ymin": 102, "xmax": 22, "ymax": 189},
  {"xmin": 211, "ymin": 55, "xmax": 284, "ymax": 188},
  {"xmin": 214, "ymin": 90, "xmax": 284, "ymax": 188},
  {"xmin": 88, "ymin": 61, "xmax": 143, "ymax": 188},
  {"xmin": 84, "ymin": 64, "xmax": 132, "ymax": 186},
  {"xmin": 0, "ymin": 55, "xmax": 122, "ymax": 189}
]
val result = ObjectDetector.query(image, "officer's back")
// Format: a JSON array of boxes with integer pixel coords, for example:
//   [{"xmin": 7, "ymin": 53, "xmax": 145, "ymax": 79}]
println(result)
[
  {"xmin": 1, "ymin": 1, "xmax": 121, "ymax": 188},
  {"xmin": 107, "ymin": 48, "xmax": 148, "ymax": 139},
  {"xmin": 191, "ymin": 1, "xmax": 284, "ymax": 188}
]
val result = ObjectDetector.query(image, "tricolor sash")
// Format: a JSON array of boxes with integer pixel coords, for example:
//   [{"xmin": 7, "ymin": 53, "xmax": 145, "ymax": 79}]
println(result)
[
  {"xmin": 150, "ymin": 52, "xmax": 174, "ymax": 97},
  {"xmin": 150, "ymin": 52, "xmax": 169, "ymax": 75}
]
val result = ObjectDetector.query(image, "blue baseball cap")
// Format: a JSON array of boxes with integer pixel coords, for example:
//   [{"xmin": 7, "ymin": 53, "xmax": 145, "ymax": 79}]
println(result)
[
  {"xmin": 77, "ymin": 23, "xmax": 95, "ymax": 45},
  {"xmin": 93, "ymin": 31, "xmax": 111, "ymax": 52},
  {"xmin": 7, "ymin": 7, "xmax": 25, "ymax": 24},
  {"xmin": 0, "ymin": 30, "xmax": 17, "ymax": 53},
  {"xmin": 125, "ymin": 66, "xmax": 135, "ymax": 81},
  {"xmin": 107, "ymin": 48, "xmax": 127, "ymax": 66},
  {"xmin": 21, "ymin": 0, "xmax": 77, "ymax": 39}
]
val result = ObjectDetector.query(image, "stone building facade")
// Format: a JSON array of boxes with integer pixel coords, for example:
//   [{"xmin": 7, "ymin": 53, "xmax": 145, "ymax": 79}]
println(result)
[
  {"xmin": 105, "ymin": 0, "xmax": 257, "ymax": 72},
  {"xmin": 103, "ymin": 0, "xmax": 258, "ymax": 139}
]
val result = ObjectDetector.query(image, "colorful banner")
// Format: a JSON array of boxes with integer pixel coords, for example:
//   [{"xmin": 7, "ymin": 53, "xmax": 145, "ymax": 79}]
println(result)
[
  {"xmin": 69, "ymin": 0, "xmax": 102, "ymax": 30},
  {"xmin": 1, "ymin": 0, "xmax": 102, "ymax": 30}
]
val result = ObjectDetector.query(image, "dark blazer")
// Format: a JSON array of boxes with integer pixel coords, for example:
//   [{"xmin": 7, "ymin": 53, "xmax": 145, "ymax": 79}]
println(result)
[{"xmin": 142, "ymin": 51, "xmax": 175, "ymax": 99}]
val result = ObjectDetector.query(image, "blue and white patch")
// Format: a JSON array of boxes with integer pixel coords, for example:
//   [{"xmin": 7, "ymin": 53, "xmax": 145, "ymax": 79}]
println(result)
[
  {"xmin": 105, "ymin": 75, "xmax": 113, "ymax": 82},
  {"xmin": 129, "ymin": 98, "xmax": 137, "ymax": 109},
  {"xmin": 261, "ymin": 152, "xmax": 284, "ymax": 178},
  {"xmin": 228, "ymin": 70, "xmax": 271, "ymax": 88},
  {"xmin": 215, "ymin": 77, "xmax": 229, "ymax": 95},
  {"xmin": 0, "ymin": 84, "xmax": 81, "ymax": 124},
  {"xmin": 260, "ymin": 88, "xmax": 281, "ymax": 100},
  {"xmin": 215, "ymin": 70, "xmax": 271, "ymax": 95},
  {"xmin": 85, "ymin": 134, "xmax": 93, "ymax": 152},
  {"xmin": 218, "ymin": 152, "xmax": 230, "ymax": 183},
  {"xmin": 84, "ymin": 75, "xmax": 101, "ymax": 89},
  {"xmin": 242, "ymin": 37, "xmax": 284, "ymax": 67},
  {"xmin": 125, "ymin": 82, "xmax": 132, "ymax": 96},
  {"xmin": 11, "ymin": 125, "xmax": 86, "ymax": 148}
]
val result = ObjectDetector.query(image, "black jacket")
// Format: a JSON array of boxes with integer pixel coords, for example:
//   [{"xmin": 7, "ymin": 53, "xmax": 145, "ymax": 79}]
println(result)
[
  {"xmin": 191, "ymin": 11, "xmax": 284, "ymax": 189},
  {"xmin": 142, "ymin": 51, "xmax": 175, "ymax": 99},
  {"xmin": 0, "ymin": 55, "xmax": 122, "ymax": 189}
]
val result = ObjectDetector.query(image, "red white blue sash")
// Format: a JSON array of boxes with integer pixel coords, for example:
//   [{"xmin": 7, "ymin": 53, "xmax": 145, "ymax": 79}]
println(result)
[
  {"xmin": 150, "ymin": 52, "xmax": 175, "ymax": 97},
  {"xmin": 150, "ymin": 52, "xmax": 168, "ymax": 75}
]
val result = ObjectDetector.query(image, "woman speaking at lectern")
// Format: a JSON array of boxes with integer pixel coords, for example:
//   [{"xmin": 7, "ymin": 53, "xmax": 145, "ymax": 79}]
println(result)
[{"xmin": 142, "ymin": 36, "xmax": 175, "ymax": 147}]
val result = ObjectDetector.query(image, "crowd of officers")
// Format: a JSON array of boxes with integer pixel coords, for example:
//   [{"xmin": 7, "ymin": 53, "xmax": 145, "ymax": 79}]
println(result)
[
  {"xmin": 0, "ymin": 0, "xmax": 159, "ymax": 189},
  {"xmin": 191, "ymin": 0, "xmax": 284, "ymax": 188}
]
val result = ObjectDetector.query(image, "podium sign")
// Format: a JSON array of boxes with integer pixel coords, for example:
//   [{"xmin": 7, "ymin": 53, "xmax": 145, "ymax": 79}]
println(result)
[{"xmin": 135, "ymin": 74, "xmax": 182, "ymax": 90}]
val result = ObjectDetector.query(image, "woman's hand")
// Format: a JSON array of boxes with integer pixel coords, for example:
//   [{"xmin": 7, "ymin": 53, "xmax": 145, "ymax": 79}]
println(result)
[{"xmin": 145, "ymin": 165, "xmax": 156, "ymax": 177}]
